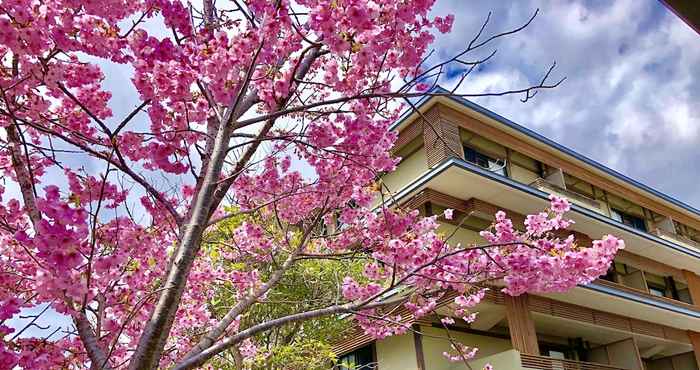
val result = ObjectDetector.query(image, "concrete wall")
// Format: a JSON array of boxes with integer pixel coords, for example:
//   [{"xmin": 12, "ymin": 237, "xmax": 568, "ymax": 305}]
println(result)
[
  {"xmin": 420, "ymin": 326, "xmax": 513, "ymax": 370},
  {"xmin": 510, "ymin": 165, "xmax": 540, "ymax": 185},
  {"xmin": 375, "ymin": 333, "xmax": 418, "ymax": 370},
  {"xmin": 436, "ymin": 222, "xmax": 484, "ymax": 247},
  {"xmin": 382, "ymin": 146, "xmax": 428, "ymax": 194}
]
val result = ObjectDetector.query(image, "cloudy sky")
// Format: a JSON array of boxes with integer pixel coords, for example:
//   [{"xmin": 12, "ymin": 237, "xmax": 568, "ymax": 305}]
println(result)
[
  {"xmin": 71, "ymin": 0, "xmax": 700, "ymax": 209},
  {"xmin": 428, "ymin": 0, "xmax": 700, "ymax": 208}
]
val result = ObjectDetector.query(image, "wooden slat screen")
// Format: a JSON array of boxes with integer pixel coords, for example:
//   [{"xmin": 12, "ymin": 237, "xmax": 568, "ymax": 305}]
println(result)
[
  {"xmin": 520, "ymin": 354, "xmax": 627, "ymax": 370},
  {"xmin": 394, "ymin": 119, "xmax": 423, "ymax": 152},
  {"xmin": 423, "ymin": 106, "xmax": 464, "ymax": 168},
  {"xmin": 492, "ymin": 290, "xmax": 690, "ymax": 344},
  {"xmin": 594, "ymin": 278, "xmax": 699, "ymax": 313}
]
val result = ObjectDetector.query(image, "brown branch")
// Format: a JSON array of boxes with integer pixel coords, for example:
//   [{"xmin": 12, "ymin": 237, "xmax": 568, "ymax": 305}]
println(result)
[
  {"xmin": 172, "ymin": 299, "xmax": 401, "ymax": 370},
  {"xmin": 182, "ymin": 202, "xmax": 328, "ymax": 359}
]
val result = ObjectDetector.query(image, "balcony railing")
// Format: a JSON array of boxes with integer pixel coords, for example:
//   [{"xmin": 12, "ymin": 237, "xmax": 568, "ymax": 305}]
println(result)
[
  {"xmin": 520, "ymin": 354, "xmax": 627, "ymax": 370},
  {"xmin": 594, "ymin": 278, "xmax": 698, "ymax": 310},
  {"xmin": 652, "ymin": 227, "xmax": 700, "ymax": 251},
  {"xmin": 529, "ymin": 178, "xmax": 604, "ymax": 214}
]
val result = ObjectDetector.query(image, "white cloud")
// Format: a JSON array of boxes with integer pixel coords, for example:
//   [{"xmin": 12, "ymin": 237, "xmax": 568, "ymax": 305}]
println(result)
[{"xmin": 429, "ymin": 0, "xmax": 700, "ymax": 207}]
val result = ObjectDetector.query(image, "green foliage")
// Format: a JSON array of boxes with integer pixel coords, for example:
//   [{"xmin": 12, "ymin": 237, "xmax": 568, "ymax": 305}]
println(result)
[
  {"xmin": 204, "ymin": 207, "xmax": 368, "ymax": 369},
  {"xmin": 250, "ymin": 338, "xmax": 337, "ymax": 370}
]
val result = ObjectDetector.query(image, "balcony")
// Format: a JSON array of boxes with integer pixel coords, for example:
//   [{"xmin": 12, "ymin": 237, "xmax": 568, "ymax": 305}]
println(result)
[
  {"xmin": 529, "ymin": 178, "xmax": 606, "ymax": 215},
  {"xmin": 465, "ymin": 350, "xmax": 627, "ymax": 370},
  {"xmin": 652, "ymin": 227, "xmax": 700, "ymax": 253},
  {"xmin": 520, "ymin": 353, "xmax": 626, "ymax": 370},
  {"xmin": 594, "ymin": 277, "xmax": 696, "ymax": 309}
]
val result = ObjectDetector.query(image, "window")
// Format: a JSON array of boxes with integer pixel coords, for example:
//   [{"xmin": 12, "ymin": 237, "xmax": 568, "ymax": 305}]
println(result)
[
  {"xmin": 647, "ymin": 283, "xmax": 666, "ymax": 297},
  {"xmin": 336, "ymin": 345, "xmax": 376, "ymax": 370},
  {"xmin": 610, "ymin": 209, "xmax": 647, "ymax": 232},
  {"xmin": 463, "ymin": 146, "xmax": 507, "ymax": 176},
  {"xmin": 600, "ymin": 264, "xmax": 617, "ymax": 282},
  {"xmin": 678, "ymin": 286, "xmax": 693, "ymax": 304},
  {"xmin": 540, "ymin": 343, "xmax": 576, "ymax": 360}
]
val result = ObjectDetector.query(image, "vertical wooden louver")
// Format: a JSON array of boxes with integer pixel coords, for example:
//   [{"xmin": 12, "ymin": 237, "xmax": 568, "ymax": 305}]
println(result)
[
  {"xmin": 422, "ymin": 106, "xmax": 464, "ymax": 168},
  {"xmin": 504, "ymin": 294, "xmax": 540, "ymax": 355},
  {"xmin": 689, "ymin": 331, "xmax": 700, "ymax": 368}
]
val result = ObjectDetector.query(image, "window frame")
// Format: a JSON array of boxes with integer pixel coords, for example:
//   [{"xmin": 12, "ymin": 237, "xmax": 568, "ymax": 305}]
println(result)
[
  {"xmin": 335, "ymin": 344, "xmax": 377, "ymax": 370},
  {"xmin": 610, "ymin": 208, "xmax": 647, "ymax": 232},
  {"xmin": 463, "ymin": 145, "xmax": 507, "ymax": 177}
]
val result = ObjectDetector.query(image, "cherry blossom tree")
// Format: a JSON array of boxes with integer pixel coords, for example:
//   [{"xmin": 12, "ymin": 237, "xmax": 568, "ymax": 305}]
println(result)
[{"xmin": 0, "ymin": 1, "xmax": 623, "ymax": 369}]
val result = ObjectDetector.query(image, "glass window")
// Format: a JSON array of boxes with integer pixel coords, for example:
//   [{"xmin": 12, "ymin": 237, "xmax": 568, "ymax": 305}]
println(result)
[
  {"xmin": 336, "ymin": 345, "xmax": 375, "ymax": 370},
  {"xmin": 648, "ymin": 284, "xmax": 666, "ymax": 297},
  {"xmin": 463, "ymin": 146, "xmax": 507, "ymax": 176},
  {"xmin": 540, "ymin": 343, "xmax": 576, "ymax": 360},
  {"xmin": 548, "ymin": 350, "xmax": 567, "ymax": 360},
  {"xmin": 601, "ymin": 264, "xmax": 617, "ymax": 282},
  {"xmin": 611, "ymin": 209, "xmax": 647, "ymax": 232},
  {"xmin": 678, "ymin": 287, "xmax": 693, "ymax": 304}
]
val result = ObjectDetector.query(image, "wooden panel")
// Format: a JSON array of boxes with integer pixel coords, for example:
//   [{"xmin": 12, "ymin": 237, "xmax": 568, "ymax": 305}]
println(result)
[
  {"xmin": 594, "ymin": 278, "xmax": 699, "ymax": 313},
  {"xmin": 421, "ymin": 106, "xmax": 442, "ymax": 167},
  {"xmin": 593, "ymin": 311, "xmax": 632, "ymax": 332},
  {"xmin": 528, "ymin": 295, "xmax": 554, "ymax": 315},
  {"xmin": 332, "ymin": 328, "xmax": 374, "ymax": 355},
  {"xmin": 505, "ymin": 294, "xmax": 540, "ymax": 355},
  {"xmin": 664, "ymin": 326, "xmax": 692, "ymax": 343},
  {"xmin": 400, "ymin": 190, "xmax": 603, "ymax": 250},
  {"xmin": 425, "ymin": 188, "xmax": 470, "ymax": 212},
  {"xmin": 442, "ymin": 118, "xmax": 464, "ymax": 161},
  {"xmin": 394, "ymin": 118, "xmax": 423, "ymax": 152},
  {"xmin": 605, "ymin": 338, "xmax": 643, "ymax": 370},
  {"xmin": 332, "ymin": 300, "xmax": 419, "ymax": 355},
  {"xmin": 551, "ymin": 301, "xmax": 595, "ymax": 324},
  {"xmin": 399, "ymin": 189, "xmax": 431, "ymax": 213},
  {"xmin": 689, "ymin": 331, "xmax": 700, "ymax": 368},
  {"xmin": 484, "ymin": 288, "xmax": 506, "ymax": 305},
  {"xmin": 617, "ymin": 249, "xmax": 686, "ymax": 282},
  {"xmin": 489, "ymin": 289, "xmax": 690, "ymax": 343},
  {"xmin": 520, "ymin": 354, "xmax": 626, "ymax": 370},
  {"xmin": 412, "ymin": 325, "xmax": 426, "ymax": 370},
  {"xmin": 436, "ymin": 102, "xmax": 700, "ymax": 231},
  {"xmin": 464, "ymin": 197, "xmax": 526, "ymax": 227},
  {"xmin": 629, "ymin": 319, "xmax": 665, "ymax": 338},
  {"xmin": 423, "ymin": 105, "xmax": 464, "ymax": 167},
  {"xmin": 684, "ymin": 270, "xmax": 700, "ymax": 307}
]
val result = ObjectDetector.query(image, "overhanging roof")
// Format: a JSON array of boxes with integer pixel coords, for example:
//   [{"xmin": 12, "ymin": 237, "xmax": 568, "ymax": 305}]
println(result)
[
  {"xmin": 391, "ymin": 87, "xmax": 700, "ymax": 224},
  {"xmin": 661, "ymin": 0, "xmax": 700, "ymax": 35}
]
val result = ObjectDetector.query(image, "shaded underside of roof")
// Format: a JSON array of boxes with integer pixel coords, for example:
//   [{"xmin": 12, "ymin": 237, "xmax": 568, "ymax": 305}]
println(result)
[{"xmin": 661, "ymin": 0, "xmax": 700, "ymax": 35}]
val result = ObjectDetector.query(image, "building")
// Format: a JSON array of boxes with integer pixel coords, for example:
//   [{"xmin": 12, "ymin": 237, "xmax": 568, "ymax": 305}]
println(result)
[
  {"xmin": 333, "ymin": 90, "xmax": 700, "ymax": 370},
  {"xmin": 661, "ymin": 0, "xmax": 700, "ymax": 35}
]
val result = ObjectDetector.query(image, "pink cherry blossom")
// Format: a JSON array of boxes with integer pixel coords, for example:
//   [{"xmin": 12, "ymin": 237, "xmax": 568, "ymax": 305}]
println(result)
[{"xmin": 0, "ymin": 1, "xmax": 621, "ymax": 368}]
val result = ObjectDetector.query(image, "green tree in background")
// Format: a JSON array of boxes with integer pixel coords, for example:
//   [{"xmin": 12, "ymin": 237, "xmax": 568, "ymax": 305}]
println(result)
[{"xmin": 204, "ymin": 210, "xmax": 367, "ymax": 369}]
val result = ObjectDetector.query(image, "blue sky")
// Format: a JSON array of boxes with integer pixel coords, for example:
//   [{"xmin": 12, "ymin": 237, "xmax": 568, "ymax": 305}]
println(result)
[{"xmin": 429, "ymin": 0, "xmax": 700, "ymax": 208}]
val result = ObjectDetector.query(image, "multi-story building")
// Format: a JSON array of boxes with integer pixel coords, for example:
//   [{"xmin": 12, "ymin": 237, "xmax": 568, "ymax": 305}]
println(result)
[{"xmin": 333, "ymin": 90, "xmax": 700, "ymax": 370}]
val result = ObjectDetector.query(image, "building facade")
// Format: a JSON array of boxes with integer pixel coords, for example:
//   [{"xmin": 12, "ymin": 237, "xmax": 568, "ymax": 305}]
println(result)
[{"xmin": 334, "ymin": 91, "xmax": 700, "ymax": 370}]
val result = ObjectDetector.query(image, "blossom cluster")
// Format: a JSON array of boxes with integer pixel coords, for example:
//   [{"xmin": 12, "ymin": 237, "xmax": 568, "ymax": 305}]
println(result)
[{"xmin": 337, "ymin": 195, "xmax": 622, "ymax": 340}]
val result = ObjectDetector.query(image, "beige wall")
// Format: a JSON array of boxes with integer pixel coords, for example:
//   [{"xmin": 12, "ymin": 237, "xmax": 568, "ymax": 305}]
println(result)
[
  {"xmin": 382, "ymin": 147, "xmax": 428, "ymax": 194},
  {"xmin": 376, "ymin": 333, "xmax": 418, "ymax": 370},
  {"xmin": 421, "ymin": 326, "xmax": 513, "ymax": 370},
  {"xmin": 437, "ymin": 222, "xmax": 484, "ymax": 247},
  {"xmin": 374, "ymin": 326, "xmax": 515, "ymax": 370},
  {"xmin": 510, "ymin": 165, "xmax": 540, "ymax": 185}
]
